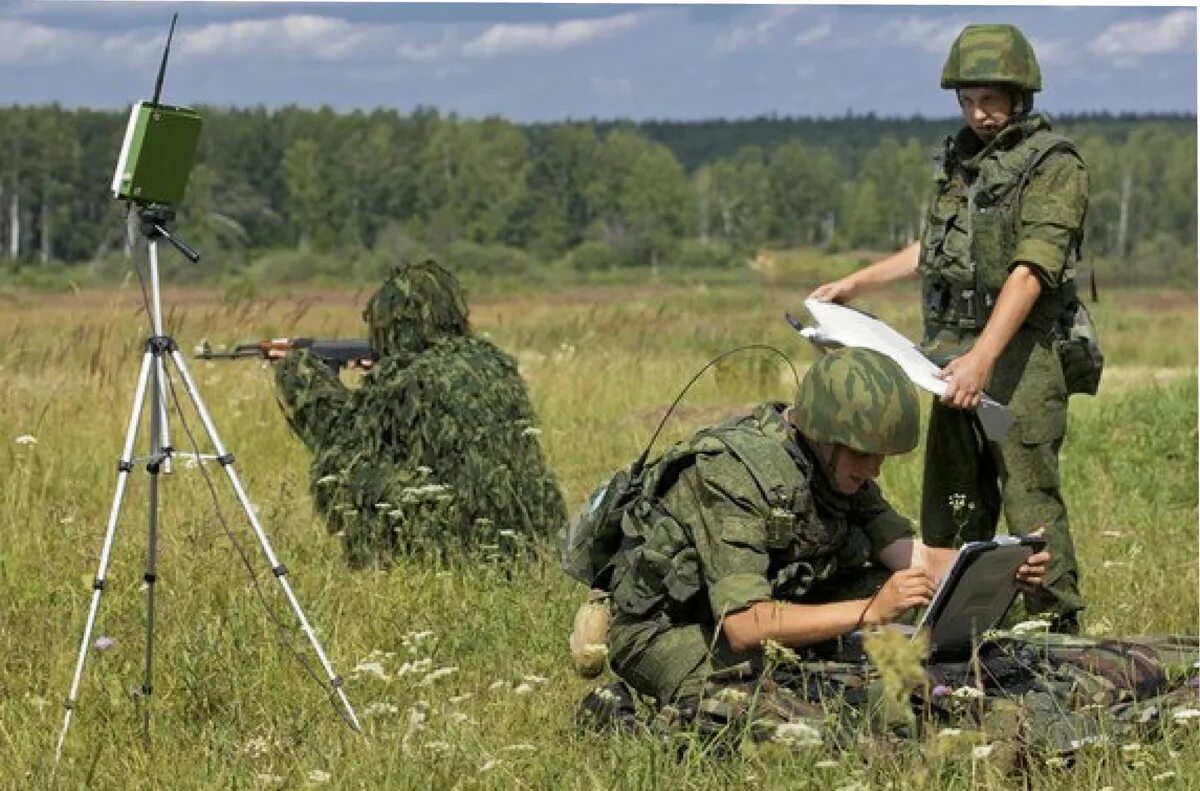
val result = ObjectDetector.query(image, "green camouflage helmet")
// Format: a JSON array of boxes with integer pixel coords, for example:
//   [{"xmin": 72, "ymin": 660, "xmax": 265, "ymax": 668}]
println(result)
[
  {"xmin": 941, "ymin": 24, "xmax": 1042, "ymax": 92},
  {"xmin": 363, "ymin": 260, "xmax": 470, "ymax": 356},
  {"xmin": 793, "ymin": 348, "xmax": 920, "ymax": 455}
]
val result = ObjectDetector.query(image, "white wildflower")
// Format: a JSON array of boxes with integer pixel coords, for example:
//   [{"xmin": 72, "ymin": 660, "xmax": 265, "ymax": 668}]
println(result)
[
  {"xmin": 938, "ymin": 728, "xmax": 964, "ymax": 739},
  {"xmin": 396, "ymin": 658, "xmax": 433, "ymax": 676},
  {"xmin": 815, "ymin": 760, "xmax": 839, "ymax": 769},
  {"xmin": 315, "ymin": 474, "xmax": 339, "ymax": 486},
  {"xmin": 364, "ymin": 702, "xmax": 399, "ymax": 716},
  {"xmin": 521, "ymin": 674, "xmax": 548, "ymax": 685},
  {"xmin": 1044, "ymin": 756, "xmax": 1069, "ymax": 768},
  {"xmin": 1151, "ymin": 771, "xmax": 1176, "ymax": 782},
  {"xmin": 952, "ymin": 686, "xmax": 985, "ymax": 699},
  {"xmin": 1102, "ymin": 560, "xmax": 1130, "ymax": 569},
  {"xmin": 1171, "ymin": 708, "xmax": 1200, "ymax": 721},
  {"xmin": 374, "ymin": 502, "xmax": 393, "ymax": 510},
  {"xmin": 488, "ymin": 680, "xmax": 510, "ymax": 692},
  {"xmin": 498, "ymin": 529, "xmax": 517, "ymax": 539},
  {"xmin": 306, "ymin": 769, "xmax": 331, "ymax": 784},
  {"xmin": 448, "ymin": 693, "xmax": 473, "ymax": 704},
  {"xmin": 772, "ymin": 721, "xmax": 821, "ymax": 747},
  {"xmin": 513, "ymin": 683, "xmax": 535, "ymax": 695},
  {"xmin": 417, "ymin": 465, "xmax": 433, "ymax": 475},
  {"xmin": 59, "ymin": 516, "xmax": 74, "ymax": 525},
  {"xmin": 352, "ymin": 661, "xmax": 389, "ymax": 681},
  {"xmin": 1121, "ymin": 743, "xmax": 1144, "ymax": 754},
  {"xmin": 1010, "ymin": 619, "xmax": 1052, "ymax": 635},
  {"xmin": 521, "ymin": 426, "xmax": 542, "ymax": 437},
  {"xmin": 242, "ymin": 735, "xmax": 273, "ymax": 758},
  {"xmin": 93, "ymin": 636, "xmax": 116, "ymax": 652},
  {"xmin": 419, "ymin": 666, "xmax": 457, "ymax": 686},
  {"xmin": 972, "ymin": 744, "xmax": 995, "ymax": 759},
  {"xmin": 1100, "ymin": 530, "xmax": 1123, "ymax": 538},
  {"xmin": 14, "ymin": 435, "xmax": 36, "ymax": 445}
]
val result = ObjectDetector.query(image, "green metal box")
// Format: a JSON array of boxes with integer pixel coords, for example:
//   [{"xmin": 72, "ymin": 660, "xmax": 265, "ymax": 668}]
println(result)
[{"xmin": 110, "ymin": 101, "xmax": 202, "ymax": 206}]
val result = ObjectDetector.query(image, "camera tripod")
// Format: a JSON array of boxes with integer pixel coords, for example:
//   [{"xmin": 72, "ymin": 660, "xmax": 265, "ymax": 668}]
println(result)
[{"xmin": 55, "ymin": 206, "xmax": 360, "ymax": 761}]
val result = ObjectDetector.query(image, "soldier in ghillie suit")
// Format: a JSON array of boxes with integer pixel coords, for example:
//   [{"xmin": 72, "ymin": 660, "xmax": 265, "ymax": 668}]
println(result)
[
  {"xmin": 566, "ymin": 348, "xmax": 1199, "ymax": 761},
  {"xmin": 812, "ymin": 24, "xmax": 1095, "ymax": 633},
  {"xmin": 275, "ymin": 260, "xmax": 566, "ymax": 567}
]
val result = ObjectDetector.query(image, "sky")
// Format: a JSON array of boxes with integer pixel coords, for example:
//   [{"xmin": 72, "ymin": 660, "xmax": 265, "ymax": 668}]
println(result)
[{"xmin": 2, "ymin": 2, "xmax": 1196, "ymax": 121}]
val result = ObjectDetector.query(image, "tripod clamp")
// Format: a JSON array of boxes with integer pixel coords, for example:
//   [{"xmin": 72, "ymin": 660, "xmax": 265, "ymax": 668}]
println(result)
[{"xmin": 138, "ymin": 204, "xmax": 200, "ymax": 263}]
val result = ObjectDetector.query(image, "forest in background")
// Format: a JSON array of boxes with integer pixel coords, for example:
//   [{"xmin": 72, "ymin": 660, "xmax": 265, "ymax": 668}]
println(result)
[{"xmin": 0, "ymin": 105, "xmax": 1194, "ymax": 288}]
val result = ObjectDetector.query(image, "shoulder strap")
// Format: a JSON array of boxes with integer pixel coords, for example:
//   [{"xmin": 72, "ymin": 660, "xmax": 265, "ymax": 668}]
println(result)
[{"xmin": 697, "ymin": 423, "xmax": 804, "ymax": 512}]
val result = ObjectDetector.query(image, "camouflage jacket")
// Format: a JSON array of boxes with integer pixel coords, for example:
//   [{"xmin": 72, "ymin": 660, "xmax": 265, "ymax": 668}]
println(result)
[
  {"xmin": 919, "ymin": 113, "xmax": 1089, "ymax": 364},
  {"xmin": 609, "ymin": 402, "xmax": 913, "ymax": 629}
]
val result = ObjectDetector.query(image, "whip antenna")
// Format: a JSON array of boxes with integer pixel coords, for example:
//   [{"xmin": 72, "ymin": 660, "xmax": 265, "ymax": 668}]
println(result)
[{"xmin": 151, "ymin": 12, "xmax": 178, "ymax": 106}]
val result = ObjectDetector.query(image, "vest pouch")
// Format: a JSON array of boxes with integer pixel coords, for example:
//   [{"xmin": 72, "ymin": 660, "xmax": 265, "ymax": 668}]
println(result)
[{"xmin": 1054, "ymin": 301, "xmax": 1104, "ymax": 396}]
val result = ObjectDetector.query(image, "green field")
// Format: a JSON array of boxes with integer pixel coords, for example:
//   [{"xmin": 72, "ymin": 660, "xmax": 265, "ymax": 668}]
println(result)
[{"xmin": 1, "ymin": 261, "xmax": 1196, "ymax": 789}]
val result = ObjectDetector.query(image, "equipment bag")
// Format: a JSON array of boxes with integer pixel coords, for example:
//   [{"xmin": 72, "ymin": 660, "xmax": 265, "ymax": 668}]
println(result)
[{"xmin": 1055, "ymin": 298, "xmax": 1104, "ymax": 396}]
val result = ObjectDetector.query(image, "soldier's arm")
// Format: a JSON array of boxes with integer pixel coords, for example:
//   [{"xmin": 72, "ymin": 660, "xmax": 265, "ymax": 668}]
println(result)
[
  {"xmin": 939, "ymin": 151, "xmax": 1088, "ymax": 410},
  {"xmin": 274, "ymin": 348, "xmax": 351, "ymax": 451},
  {"xmin": 809, "ymin": 241, "xmax": 921, "ymax": 303}
]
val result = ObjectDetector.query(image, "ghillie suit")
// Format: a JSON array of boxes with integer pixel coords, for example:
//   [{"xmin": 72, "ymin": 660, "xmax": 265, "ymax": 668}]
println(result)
[{"xmin": 276, "ymin": 260, "xmax": 566, "ymax": 566}]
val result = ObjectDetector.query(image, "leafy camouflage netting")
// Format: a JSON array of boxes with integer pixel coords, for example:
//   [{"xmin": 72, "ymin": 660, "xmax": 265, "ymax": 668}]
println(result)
[{"xmin": 275, "ymin": 261, "xmax": 566, "ymax": 566}]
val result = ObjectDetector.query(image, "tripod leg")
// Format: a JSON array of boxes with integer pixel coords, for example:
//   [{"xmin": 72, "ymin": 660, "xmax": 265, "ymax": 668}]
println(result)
[
  {"xmin": 166, "ymin": 349, "xmax": 362, "ymax": 731},
  {"xmin": 56, "ymin": 352, "xmax": 156, "ymax": 762},
  {"xmin": 140, "ymin": 352, "xmax": 170, "ymax": 748}
]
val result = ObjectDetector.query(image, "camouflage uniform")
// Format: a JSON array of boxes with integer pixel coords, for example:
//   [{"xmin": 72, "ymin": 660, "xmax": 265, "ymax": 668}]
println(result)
[
  {"xmin": 607, "ymin": 401, "xmax": 914, "ymax": 709},
  {"xmin": 275, "ymin": 261, "xmax": 566, "ymax": 566},
  {"xmin": 918, "ymin": 25, "xmax": 1088, "ymax": 624}
]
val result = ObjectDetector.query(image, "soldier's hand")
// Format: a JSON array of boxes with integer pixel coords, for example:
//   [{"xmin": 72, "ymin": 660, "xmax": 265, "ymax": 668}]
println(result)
[
  {"xmin": 1015, "ymin": 529, "xmax": 1051, "ymax": 593},
  {"xmin": 808, "ymin": 277, "xmax": 858, "ymax": 304},
  {"xmin": 937, "ymin": 348, "xmax": 995, "ymax": 410},
  {"xmin": 864, "ymin": 568, "xmax": 937, "ymax": 626}
]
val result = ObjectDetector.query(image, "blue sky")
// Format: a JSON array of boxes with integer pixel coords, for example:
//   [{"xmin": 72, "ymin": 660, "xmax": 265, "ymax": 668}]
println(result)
[{"xmin": 2, "ymin": 2, "xmax": 1196, "ymax": 120}]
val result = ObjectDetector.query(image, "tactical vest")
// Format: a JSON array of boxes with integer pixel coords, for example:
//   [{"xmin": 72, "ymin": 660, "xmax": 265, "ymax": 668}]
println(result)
[{"xmin": 918, "ymin": 115, "xmax": 1081, "ymax": 337}]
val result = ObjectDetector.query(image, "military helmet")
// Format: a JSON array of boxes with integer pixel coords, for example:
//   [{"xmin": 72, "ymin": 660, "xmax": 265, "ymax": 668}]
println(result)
[
  {"xmin": 793, "ymin": 348, "xmax": 920, "ymax": 455},
  {"xmin": 941, "ymin": 24, "xmax": 1042, "ymax": 92},
  {"xmin": 363, "ymin": 259, "xmax": 470, "ymax": 356}
]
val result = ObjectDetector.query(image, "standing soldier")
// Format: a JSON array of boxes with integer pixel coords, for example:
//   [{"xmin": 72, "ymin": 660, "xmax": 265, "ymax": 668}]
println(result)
[
  {"xmin": 275, "ymin": 260, "xmax": 567, "ymax": 567},
  {"xmin": 810, "ymin": 24, "xmax": 1089, "ymax": 632}
]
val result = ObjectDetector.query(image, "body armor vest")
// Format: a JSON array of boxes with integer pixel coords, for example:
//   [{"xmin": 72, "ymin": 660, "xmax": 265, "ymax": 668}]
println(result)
[{"xmin": 918, "ymin": 115, "xmax": 1080, "ymax": 339}]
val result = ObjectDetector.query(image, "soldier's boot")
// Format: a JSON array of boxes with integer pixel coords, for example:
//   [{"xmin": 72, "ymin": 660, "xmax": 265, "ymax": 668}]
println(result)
[{"xmin": 576, "ymin": 680, "xmax": 640, "ymax": 734}]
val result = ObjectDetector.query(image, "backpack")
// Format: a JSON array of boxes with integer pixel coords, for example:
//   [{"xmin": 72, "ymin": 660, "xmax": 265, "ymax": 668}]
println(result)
[{"xmin": 560, "ymin": 409, "xmax": 806, "ymax": 591}]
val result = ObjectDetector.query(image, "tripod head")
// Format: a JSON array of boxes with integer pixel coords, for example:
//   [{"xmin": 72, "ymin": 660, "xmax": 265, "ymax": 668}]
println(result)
[{"xmin": 137, "ymin": 203, "xmax": 200, "ymax": 263}]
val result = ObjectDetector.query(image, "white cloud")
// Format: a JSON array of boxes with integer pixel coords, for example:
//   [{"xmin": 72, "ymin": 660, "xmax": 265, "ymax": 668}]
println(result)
[
  {"xmin": 173, "ymin": 15, "xmax": 389, "ymax": 62},
  {"xmin": 794, "ymin": 18, "xmax": 833, "ymax": 48},
  {"xmin": 397, "ymin": 30, "xmax": 462, "ymax": 63},
  {"xmin": 1090, "ymin": 10, "xmax": 1194, "ymax": 59},
  {"xmin": 0, "ymin": 19, "xmax": 90, "ymax": 65},
  {"xmin": 875, "ymin": 15, "xmax": 965, "ymax": 55},
  {"xmin": 714, "ymin": 6, "xmax": 799, "ymax": 54},
  {"xmin": 461, "ymin": 13, "xmax": 642, "ymax": 59}
]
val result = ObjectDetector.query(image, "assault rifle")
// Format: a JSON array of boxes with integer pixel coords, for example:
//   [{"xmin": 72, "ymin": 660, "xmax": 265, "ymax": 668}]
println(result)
[{"xmin": 196, "ymin": 338, "xmax": 375, "ymax": 372}]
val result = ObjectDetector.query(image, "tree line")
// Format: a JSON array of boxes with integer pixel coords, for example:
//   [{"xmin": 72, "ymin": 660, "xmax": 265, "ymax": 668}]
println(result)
[{"xmin": 0, "ymin": 105, "xmax": 1194, "ymax": 286}]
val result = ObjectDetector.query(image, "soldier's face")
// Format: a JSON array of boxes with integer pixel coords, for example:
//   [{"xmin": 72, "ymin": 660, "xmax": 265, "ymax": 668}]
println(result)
[
  {"xmin": 957, "ymin": 87, "xmax": 1014, "ymax": 142},
  {"xmin": 820, "ymin": 444, "xmax": 886, "ymax": 495}
]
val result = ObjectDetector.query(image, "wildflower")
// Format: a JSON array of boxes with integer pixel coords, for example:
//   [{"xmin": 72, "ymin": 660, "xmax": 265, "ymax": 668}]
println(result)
[
  {"xmin": 1102, "ymin": 560, "xmax": 1130, "ymax": 569},
  {"xmin": 1100, "ymin": 530, "xmax": 1123, "ymax": 538},
  {"xmin": 374, "ymin": 502, "xmax": 394, "ymax": 510},
  {"xmin": 1171, "ymin": 708, "xmax": 1200, "ymax": 721},
  {"xmin": 772, "ymin": 721, "xmax": 821, "ymax": 747},
  {"xmin": 351, "ymin": 661, "xmax": 388, "ymax": 681},
  {"xmin": 1151, "ymin": 772, "xmax": 1176, "ymax": 782},
  {"xmin": 951, "ymin": 686, "xmax": 985, "ymax": 700},
  {"xmin": 521, "ymin": 427, "xmax": 542, "ymax": 437},
  {"xmin": 59, "ymin": 516, "xmax": 74, "ymax": 525},
  {"xmin": 416, "ymin": 465, "xmax": 433, "ymax": 475},
  {"xmin": 521, "ymin": 674, "xmax": 548, "ymax": 685},
  {"xmin": 448, "ymin": 693, "xmax": 473, "ymax": 704},
  {"xmin": 315, "ymin": 474, "xmax": 339, "ymax": 486},
  {"xmin": 488, "ymin": 680, "xmax": 510, "ymax": 692},
  {"xmin": 931, "ymin": 685, "xmax": 952, "ymax": 699},
  {"xmin": 396, "ymin": 658, "xmax": 433, "ymax": 676},
  {"xmin": 1044, "ymin": 757, "xmax": 1069, "ymax": 768},
  {"xmin": 418, "ymin": 666, "xmax": 457, "ymax": 686},
  {"xmin": 513, "ymin": 683, "xmax": 535, "ymax": 695},
  {"xmin": 972, "ymin": 744, "xmax": 995, "ymax": 759},
  {"xmin": 937, "ymin": 728, "xmax": 964, "ymax": 739},
  {"xmin": 1010, "ymin": 619, "xmax": 1052, "ymax": 635},
  {"xmin": 242, "ymin": 735, "xmax": 273, "ymax": 758},
  {"xmin": 306, "ymin": 769, "xmax": 331, "ymax": 784},
  {"xmin": 93, "ymin": 636, "xmax": 115, "ymax": 652},
  {"xmin": 14, "ymin": 435, "xmax": 36, "ymax": 445},
  {"xmin": 815, "ymin": 760, "xmax": 839, "ymax": 769},
  {"xmin": 364, "ymin": 702, "xmax": 399, "ymax": 716}
]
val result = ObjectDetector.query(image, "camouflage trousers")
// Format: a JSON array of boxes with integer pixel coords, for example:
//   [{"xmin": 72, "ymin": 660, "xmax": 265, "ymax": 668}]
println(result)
[{"xmin": 920, "ymin": 338, "xmax": 1082, "ymax": 621}]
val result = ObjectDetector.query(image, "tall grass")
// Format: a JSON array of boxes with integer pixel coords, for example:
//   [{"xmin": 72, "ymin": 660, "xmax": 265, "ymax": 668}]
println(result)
[{"xmin": 0, "ymin": 269, "xmax": 1195, "ymax": 788}]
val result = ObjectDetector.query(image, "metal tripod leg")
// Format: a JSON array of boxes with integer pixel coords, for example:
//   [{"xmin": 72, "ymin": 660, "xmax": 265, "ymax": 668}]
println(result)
[
  {"xmin": 139, "ymin": 343, "xmax": 170, "ymax": 747},
  {"xmin": 166, "ymin": 347, "xmax": 362, "ymax": 731},
  {"xmin": 56, "ymin": 351, "xmax": 156, "ymax": 761}
]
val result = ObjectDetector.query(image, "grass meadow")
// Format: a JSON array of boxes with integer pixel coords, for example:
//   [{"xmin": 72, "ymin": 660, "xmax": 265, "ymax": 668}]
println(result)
[{"xmin": 1, "ymin": 254, "xmax": 1197, "ymax": 789}]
